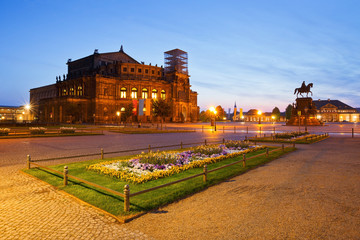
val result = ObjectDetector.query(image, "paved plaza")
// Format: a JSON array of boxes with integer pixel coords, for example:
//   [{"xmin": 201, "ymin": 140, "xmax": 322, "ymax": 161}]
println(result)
[{"xmin": 0, "ymin": 126, "xmax": 359, "ymax": 239}]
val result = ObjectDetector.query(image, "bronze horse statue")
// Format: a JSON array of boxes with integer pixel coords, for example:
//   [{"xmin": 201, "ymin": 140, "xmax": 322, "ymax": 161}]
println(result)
[{"xmin": 294, "ymin": 82, "xmax": 313, "ymax": 98}]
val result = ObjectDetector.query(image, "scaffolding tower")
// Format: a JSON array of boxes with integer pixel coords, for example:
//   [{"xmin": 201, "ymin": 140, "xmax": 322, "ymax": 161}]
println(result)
[{"xmin": 164, "ymin": 49, "xmax": 188, "ymax": 75}]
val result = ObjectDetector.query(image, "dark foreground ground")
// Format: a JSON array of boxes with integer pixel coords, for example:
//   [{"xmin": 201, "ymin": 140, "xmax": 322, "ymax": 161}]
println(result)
[{"xmin": 0, "ymin": 131, "xmax": 359, "ymax": 239}]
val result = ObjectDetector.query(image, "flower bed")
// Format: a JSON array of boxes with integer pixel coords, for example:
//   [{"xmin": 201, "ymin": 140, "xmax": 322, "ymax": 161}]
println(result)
[
  {"xmin": 274, "ymin": 131, "xmax": 308, "ymax": 139},
  {"xmin": 0, "ymin": 128, "xmax": 10, "ymax": 136},
  {"xmin": 29, "ymin": 127, "xmax": 47, "ymax": 135},
  {"xmin": 60, "ymin": 127, "xmax": 76, "ymax": 134},
  {"xmin": 87, "ymin": 141, "xmax": 265, "ymax": 184}
]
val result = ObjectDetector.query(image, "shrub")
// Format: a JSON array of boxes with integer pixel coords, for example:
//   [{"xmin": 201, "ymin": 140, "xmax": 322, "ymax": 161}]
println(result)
[
  {"xmin": 0, "ymin": 128, "xmax": 10, "ymax": 136},
  {"xmin": 60, "ymin": 127, "xmax": 76, "ymax": 134},
  {"xmin": 29, "ymin": 127, "xmax": 47, "ymax": 135}
]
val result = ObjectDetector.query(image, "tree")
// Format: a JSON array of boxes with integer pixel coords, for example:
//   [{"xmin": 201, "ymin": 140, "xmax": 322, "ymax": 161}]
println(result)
[
  {"xmin": 152, "ymin": 99, "xmax": 172, "ymax": 130},
  {"xmin": 215, "ymin": 105, "xmax": 226, "ymax": 121},
  {"xmin": 285, "ymin": 104, "xmax": 293, "ymax": 120},
  {"xmin": 272, "ymin": 107, "xmax": 281, "ymax": 121},
  {"xmin": 121, "ymin": 103, "xmax": 133, "ymax": 125}
]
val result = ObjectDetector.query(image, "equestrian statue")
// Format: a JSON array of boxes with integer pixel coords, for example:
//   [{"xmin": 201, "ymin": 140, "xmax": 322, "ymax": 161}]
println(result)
[{"xmin": 294, "ymin": 81, "xmax": 313, "ymax": 98}]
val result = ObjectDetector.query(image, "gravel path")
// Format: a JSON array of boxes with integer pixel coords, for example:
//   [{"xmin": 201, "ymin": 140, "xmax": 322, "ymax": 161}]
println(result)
[{"xmin": 126, "ymin": 137, "xmax": 360, "ymax": 239}]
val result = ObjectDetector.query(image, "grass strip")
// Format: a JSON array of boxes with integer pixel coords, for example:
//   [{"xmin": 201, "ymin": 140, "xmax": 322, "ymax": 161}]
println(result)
[{"xmin": 23, "ymin": 146, "xmax": 295, "ymax": 217}]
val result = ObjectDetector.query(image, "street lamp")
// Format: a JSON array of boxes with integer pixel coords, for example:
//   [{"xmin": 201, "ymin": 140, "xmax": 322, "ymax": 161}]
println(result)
[
  {"xmin": 304, "ymin": 107, "xmax": 308, "ymax": 132},
  {"xmin": 116, "ymin": 111, "xmax": 121, "ymax": 126},
  {"xmin": 257, "ymin": 110, "xmax": 262, "ymax": 124},
  {"xmin": 209, "ymin": 106, "xmax": 217, "ymax": 131},
  {"xmin": 271, "ymin": 115, "xmax": 275, "ymax": 124}
]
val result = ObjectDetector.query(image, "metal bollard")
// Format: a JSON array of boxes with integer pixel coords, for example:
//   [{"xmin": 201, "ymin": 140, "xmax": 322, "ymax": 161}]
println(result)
[
  {"xmin": 242, "ymin": 154, "xmax": 246, "ymax": 167},
  {"xmin": 259, "ymin": 127, "xmax": 261, "ymax": 137},
  {"xmin": 203, "ymin": 165, "xmax": 207, "ymax": 182},
  {"xmin": 223, "ymin": 126, "xmax": 225, "ymax": 133},
  {"xmin": 202, "ymin": 125, "xmax": 204, "ymax": 132},
  {"xmin": 101, "ymin": 148, "xmax": 104, "ymax": 160},
  {"xmin": 148, "ymin": 144, "xmax": 151, "ymax": 153},
  {"xmin": 124, "ymin": 185, "xmax": 130, "ymax": 212},
  {"xmin": 63, "ymin": 166, "xmax": 68, "ymax": 186},
  {"xmin": 266, "ymin": 148, "xmax": 269, "ymax": 157},
  {"xmin": 222, "ymin": 138, "xmax": 225, "ymax": 144},
  {"xmin": 205, "ymin": 139, "xmax": 207, "ymax": 145},
  {"xmin": 180, "ymin": 141, "xmax": 183, "ymax": 149},
  {"xmin": 234, "ymin": 126, "xmax": 236, "ymax": 133},
  {"xmin": 246, "ymin": 126, "xmax": 248, "ymax": 134},
  {"xmin": 352, "ymin": 128, "xmax": 354, "ymax": 138},
  {"xmin": 27, "ymin": 155, "xmax": 31, "ymax": 169}
]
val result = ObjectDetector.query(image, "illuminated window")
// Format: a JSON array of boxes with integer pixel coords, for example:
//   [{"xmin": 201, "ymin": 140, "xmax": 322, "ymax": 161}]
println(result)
[
  {"xmin": 70, "ymin": 88, "xmax": 74, "ymax": 96},
  {"xmin": 121, "ymin": 107, "xmax": 125, "ymax": 112},
  {"xmin": 152, "ymin": 89, "xmax": 158, "ymax": 99},
  {"xmin": 131, "ymin": 88, "xmax": 138, "ymax": 99},
  {"xmin": 77, "ymin": 86, "xmax": 83, "ymax": 96},
  {"xmin": 63, "ymin": 89, "xmax": 67, "ymax": 96},
  {"xmin": 143, "ymin": 108, "xmax": 146, "ymax": 112},
  {"xmin": 161, "ymin": 90, "xmax": 166, "ymax": 100},
  {"xmin": 120, "ymin": 87, "xmax": 127, "ymax": 98},
  {"xmin": 142, "ymin": 88, "xmax": 148, "ymax": 99}
]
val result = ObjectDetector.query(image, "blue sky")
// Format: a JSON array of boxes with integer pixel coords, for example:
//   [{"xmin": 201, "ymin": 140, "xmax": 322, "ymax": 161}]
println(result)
[{"xmin": 1, "ymin": 0, "xmax": 360, "ymax": 112}]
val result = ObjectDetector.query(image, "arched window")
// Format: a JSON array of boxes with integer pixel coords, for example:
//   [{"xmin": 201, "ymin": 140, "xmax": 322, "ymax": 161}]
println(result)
[
  {"xmin": 120, "ymin": 87, "xmax": 126, "ymax": 98},
  {"xmin": 77, "ymin": 86, "xmax": 83, "ymax": 96},
  {"xmin": 131, "ymin": 88, "xmax": 138, "ymax": 99},
  {"xmin": 142, "ymin": 88, "xmax": 148, "ymax": 99},
  {"xmin": 62, "ymin": 89, "xmax": 67, "ymax": 96},
  {"xmin": 121, "ymin": 107, "xmax": 125, "ymax": 112},
  {"xmin": 152, "ymin": 89, "xmax": 158, "ymax": 99},
  {"xmin": 161, "ymin": 90, "xmax": 166, "ymax": 100}
]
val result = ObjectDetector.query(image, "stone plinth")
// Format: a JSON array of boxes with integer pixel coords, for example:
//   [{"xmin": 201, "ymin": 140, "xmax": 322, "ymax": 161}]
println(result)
[{"xmin": 286, "ymin": 97, "xmax": 322, "ymax": 126}]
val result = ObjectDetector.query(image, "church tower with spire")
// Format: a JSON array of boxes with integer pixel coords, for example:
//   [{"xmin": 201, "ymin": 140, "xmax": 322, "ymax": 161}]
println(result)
[{"xmin": 233, "ymin": 102, "xmax": 237, "ymax": 121}]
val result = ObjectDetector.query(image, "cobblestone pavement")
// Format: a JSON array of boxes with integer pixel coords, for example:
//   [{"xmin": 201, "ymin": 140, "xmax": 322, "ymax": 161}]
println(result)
[
  {"xmin": 126, "ymin": 137, "xmax": 360, "ymax": 239},
  {"xmin": 1, "ymin": 131, "xmax": 359, "ymax": 239},
  {"xmin": 0, "ymin": 131, "xmax": 241, "ymax": 239}
]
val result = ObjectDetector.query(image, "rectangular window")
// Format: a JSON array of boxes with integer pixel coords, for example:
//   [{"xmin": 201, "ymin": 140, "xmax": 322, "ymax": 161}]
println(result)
[
  {"xmin": 142, "ymin": 92, "xmax": 148, "ymax": 99},
  {"xmin": 123, "ymin": 67, "xmax": 127, "ymax": 72},
  {"xmin": 145, "ymin": 69, "xmax": 149, "ymax": 74},
  {"xmin": 131, "ymin": 92, "xmax": 137, "ymax": 99},
  {"xmin": 138, "ymin": 68, "xmax": 142, "ymax": 73},
  {"xmin": 152, "ymin": 70, "xmax": 155, "ymax": 74},
  {"xmin": 131, "ymin": 68, "xmax": 135, "ymax": 73}
]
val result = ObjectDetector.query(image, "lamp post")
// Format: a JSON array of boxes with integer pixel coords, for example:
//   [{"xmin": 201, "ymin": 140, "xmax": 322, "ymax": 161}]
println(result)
[
  {"xmin": 257, "ymin": 110, "xmax": 262, "ymax": 124},
  {"xmin": 116, "ymin": 111, "xmax": 121, "ymax": 126},
  {"xmin": 209, "ymin": 107, "xmax": 217, "ymax": 131},
  {"xmin": 304, "ymin": 107, "xmax": 308, "ymax": 132}
]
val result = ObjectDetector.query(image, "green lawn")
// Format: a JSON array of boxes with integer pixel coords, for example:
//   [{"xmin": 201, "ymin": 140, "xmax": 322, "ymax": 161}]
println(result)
[
  {"xmin": 0, "ymin": 132, "xmax": 103, "ymax": 139},
  {"xmin": 23, "ymin": 146, "xmax": 295, "ymax": 219},
  {"xmin": 249, "ymin": 134, "xmax": 329, "ymax": 144},
  {"xmin": 109, "ymin": 128, "xmax": 194, "ymax": 134}
]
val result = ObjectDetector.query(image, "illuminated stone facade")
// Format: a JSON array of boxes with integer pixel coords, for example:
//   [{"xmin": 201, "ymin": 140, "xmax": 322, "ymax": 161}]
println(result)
[
  {"xmin": 30, "ymin": 47, "xmax": 199, "ymax": 124},
  {"xmin": 314, "ymin": 99, "xmax": 359, "ymax": 122}
]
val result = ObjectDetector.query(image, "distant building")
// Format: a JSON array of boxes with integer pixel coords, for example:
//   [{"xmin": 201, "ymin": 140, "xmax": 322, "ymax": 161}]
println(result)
[
  {"xmin": 30, "ymin": 47, "xmax": 199, "ymax": 124},
  {"xmin": 313, "ymin": 99, "xmax": 359, "ymax": 122},
  {"xmin": 0, "ymin": 105, "xmax": 33, "ymax": 123}
]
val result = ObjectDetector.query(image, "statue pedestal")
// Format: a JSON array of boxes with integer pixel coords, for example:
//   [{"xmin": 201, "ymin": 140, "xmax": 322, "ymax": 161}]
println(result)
[{"xmin": 286, "ymin": 97, "xmax": 322, "ymax": 126}]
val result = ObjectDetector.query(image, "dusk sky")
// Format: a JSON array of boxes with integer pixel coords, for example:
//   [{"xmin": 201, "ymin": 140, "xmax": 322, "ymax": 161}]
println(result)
[{"xmin": 1, "ymin": 0, "xmax": 360, "ymax": 112}]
